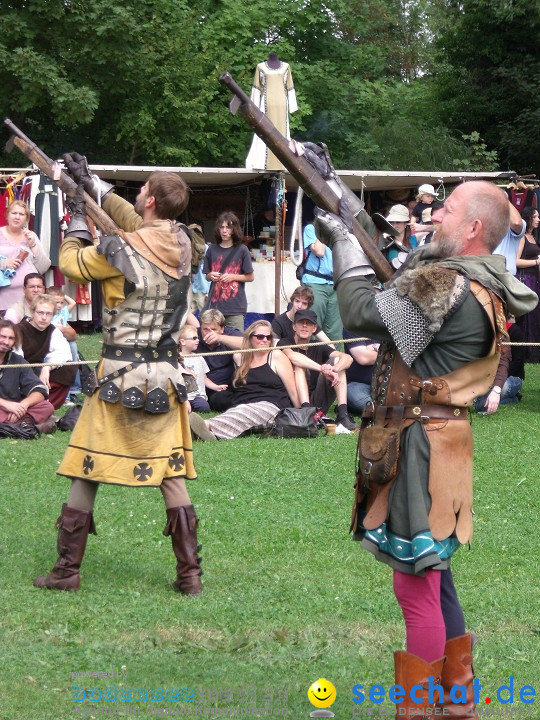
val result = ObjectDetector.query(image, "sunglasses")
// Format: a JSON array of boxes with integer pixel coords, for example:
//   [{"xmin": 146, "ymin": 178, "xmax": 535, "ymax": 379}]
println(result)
[
  {"xmin": 251, "ymin": 333, "xmax": 273, "ymax": 341},
  {"xmin": 184, "ymin": 336, "xmax": 199, "ymax": 341}
]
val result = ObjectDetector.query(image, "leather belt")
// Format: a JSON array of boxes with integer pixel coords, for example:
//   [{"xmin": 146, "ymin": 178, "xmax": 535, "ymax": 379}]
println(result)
[
  {"xmin": 102, "ymin": 344, "xmax": 178, "ymax": 365},
  {"xmin": 362, "ymin": 403, "xmax": 468, "ymax": 421}
]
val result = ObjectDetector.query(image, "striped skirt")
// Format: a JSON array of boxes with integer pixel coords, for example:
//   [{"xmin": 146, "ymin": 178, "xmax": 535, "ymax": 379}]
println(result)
[{"xmin": 208, "ymin": 401, "xmax": 280, "ymax": 440}]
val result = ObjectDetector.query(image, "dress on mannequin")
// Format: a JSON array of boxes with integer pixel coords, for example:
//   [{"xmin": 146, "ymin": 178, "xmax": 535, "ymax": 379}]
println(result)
[{"xmin": 245, "ymin": 55, "xmax": 297, "ymax": 171}]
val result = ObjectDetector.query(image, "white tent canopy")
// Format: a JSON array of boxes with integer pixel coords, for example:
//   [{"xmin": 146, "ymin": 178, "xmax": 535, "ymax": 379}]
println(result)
[
  {"xmin": 2, "ymin": 165, "xmax": 514, "ymax": 192},
  {"xmin": 88, "ymin": 165, "xmax": 514, "ymax": 192}
]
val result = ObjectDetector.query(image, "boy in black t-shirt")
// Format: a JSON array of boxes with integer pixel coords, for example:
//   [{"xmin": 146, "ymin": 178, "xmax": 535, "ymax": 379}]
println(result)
[{"xmin": 272, "ymin": 286, "xmax": 333, "ymax": 347}]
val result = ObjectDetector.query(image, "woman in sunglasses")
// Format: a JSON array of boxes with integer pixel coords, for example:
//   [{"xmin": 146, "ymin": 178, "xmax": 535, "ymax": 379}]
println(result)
[{"xmin": 189, "ymin": 320, "xmax": 299, "ymax": 440}]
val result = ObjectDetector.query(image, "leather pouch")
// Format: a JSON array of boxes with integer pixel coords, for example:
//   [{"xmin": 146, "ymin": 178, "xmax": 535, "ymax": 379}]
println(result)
[{"xmin": 357, "ymin": 424, "xmax": 401, "ymax": 489}]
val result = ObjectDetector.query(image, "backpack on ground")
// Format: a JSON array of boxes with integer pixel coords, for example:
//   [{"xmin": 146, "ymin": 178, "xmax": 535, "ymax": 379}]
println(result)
[{"xmin": 265, "ymin": 406, "xmax": 327, "ymax": 439}]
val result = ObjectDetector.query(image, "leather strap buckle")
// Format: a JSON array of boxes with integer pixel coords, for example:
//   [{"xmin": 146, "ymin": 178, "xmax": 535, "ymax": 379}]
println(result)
[{"xmin": 422, "ymin": 379, "xmax": 438, "ymax": 395}]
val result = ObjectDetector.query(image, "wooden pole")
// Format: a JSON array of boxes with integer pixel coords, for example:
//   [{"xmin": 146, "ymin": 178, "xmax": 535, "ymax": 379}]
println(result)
[{"xmin": 274, "ymin": 174, "xmax": 284, "ymax": 316}]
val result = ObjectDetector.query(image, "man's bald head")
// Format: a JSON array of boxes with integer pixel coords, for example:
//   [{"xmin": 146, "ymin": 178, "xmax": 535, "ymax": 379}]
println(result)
[
  {"xmin": 458, "ymin": 181, "xmax": 510, "ymax": 251},
  {"xmin": 433, "ymin": 181, "xmax": 510, "ymax": 258}
]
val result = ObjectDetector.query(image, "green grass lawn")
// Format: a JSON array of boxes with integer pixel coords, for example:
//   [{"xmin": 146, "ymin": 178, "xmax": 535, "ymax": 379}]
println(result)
[{"xmin": 1, "ymin": 334, "xmax": 538, "ymax": 719}]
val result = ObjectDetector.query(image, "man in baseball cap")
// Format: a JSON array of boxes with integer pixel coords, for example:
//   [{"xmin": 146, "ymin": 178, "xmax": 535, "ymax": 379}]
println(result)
[{"xmin": 277, "ymin": 309, "xmax": 357, "ymax": 433}]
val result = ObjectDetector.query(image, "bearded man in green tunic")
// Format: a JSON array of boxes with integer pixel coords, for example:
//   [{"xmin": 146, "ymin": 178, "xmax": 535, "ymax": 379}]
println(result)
[{"xmin": 315, "ymin": 181, "xmax": 537, "ymax": 719}]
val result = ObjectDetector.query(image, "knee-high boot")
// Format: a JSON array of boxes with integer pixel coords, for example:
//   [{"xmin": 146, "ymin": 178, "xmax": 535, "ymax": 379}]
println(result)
[
  {"xmin": 163, "ymin": 505, "xmax": 203, "ymax": 595},
  {"xmin": 33, "ymin": 504, "xmax": 96, "ymax": 591},
  {"xmin": 394, "ymin": 651, "xmax": 446, "ymax": 718},
  {"xmin": 438, "ymin": 634, "xmax": 479, "ymax": 719}
]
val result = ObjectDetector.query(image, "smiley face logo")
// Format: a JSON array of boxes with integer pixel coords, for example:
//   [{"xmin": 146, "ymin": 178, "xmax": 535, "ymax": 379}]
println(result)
[{"xmin": 307, "ymin": 678, "xmax": 337, "ymax": 708}]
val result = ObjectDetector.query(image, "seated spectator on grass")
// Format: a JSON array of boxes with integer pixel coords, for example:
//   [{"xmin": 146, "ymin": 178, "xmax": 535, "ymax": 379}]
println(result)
[
  {"xmin": 179, "ymin": 324, "xmax": 228, "ymax": 413},
  {"xmin": 17, "ymin": 295, "xmax": 76, "ymax": 409},
  {"xmin": 277, "ymin": 309, "xmax": 357, "ymax": 433},
  {"xmin": 197, "ymin": 309, "xmax": 243, "ymax": 411},
  {"xmin": 47, "ymin": 286, "xmax": 82, "ymax": 402},
  {"xmin": 343, "ymin": 327, "xmax": 378, "ymax": 416},
  {"xmin": 189, "ymin": 320, "xmax": 298, "ymax": 441},
  {"xmin": 271, "ymin": 285, "xmax": 333, "ymax": 347},
  {"xmin": 474, "ymin": 315, "xmax": 525, "ymax": 414},
  {"xmin": 4, "ymin": 272, "xmax": 45, "ymax": 323},
  {"xmin": 47, "ymin": 287, "xmax": 77, "ymax": 340},
  {"xmin": 0, "ymin": 319, "xmax": 55, "ymax": 433}
]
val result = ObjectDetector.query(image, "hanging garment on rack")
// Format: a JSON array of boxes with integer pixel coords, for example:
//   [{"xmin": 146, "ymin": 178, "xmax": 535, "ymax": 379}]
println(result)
[
  {"xmin": 245, "ymin": 61, "xmax": 297, "ymax": 171},
  {"xmin": 53, "ymin": 267, "xmax": 66, "ymax": 286},
  {"xmin": 507, "ymin": 187, "xmax": 537, "ymax": 212},
  {"xmin": 33, "ymin": 174, "xmax": 62, "ymax": 265},
  {"xmin": 535, "ymin": 187, "xmax": 540, "ymax": 215},
  {"xmin": 0, "ymin": 174, "xmax": 26, "ymax": 225},
  {"xmin": 0, "ymin": 187, "xmax": 10, "ymax": 226},
  {"xmin": 19, "ymin": 176, "xmax": 32, "ymax": 205}
]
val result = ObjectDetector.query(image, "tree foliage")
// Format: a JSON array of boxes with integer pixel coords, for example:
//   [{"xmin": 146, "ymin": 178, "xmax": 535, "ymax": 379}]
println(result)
[
  {"xmin": 0, "ymin": 0, "xmax": 529, "ymax": 172},
  {"xmin": 433, "ymin": 0, "xmax": 540, "ymax": 174}
]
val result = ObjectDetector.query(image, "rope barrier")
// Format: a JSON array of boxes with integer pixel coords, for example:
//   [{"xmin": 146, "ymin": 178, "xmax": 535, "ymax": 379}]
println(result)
[{"xmin": 1, "ymin": 338, "xmax": 536, "ymax": 370}]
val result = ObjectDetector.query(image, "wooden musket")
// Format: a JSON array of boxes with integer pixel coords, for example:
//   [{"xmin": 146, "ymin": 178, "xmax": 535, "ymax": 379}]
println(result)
[
  {"xmin": 219, "ymin": 72, "xmax": 393, "ymax": 282},
  {"xmin": 4, "ymin": 118, "xmax": 118, "ymax": 236}
]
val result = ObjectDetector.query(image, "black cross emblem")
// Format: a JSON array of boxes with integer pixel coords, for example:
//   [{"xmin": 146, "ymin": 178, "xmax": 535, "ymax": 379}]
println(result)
[
  {"xmin": 133, "ymin": 462, "xmax": 153, "ymax": 482},
  {"xmin": 168, "ymin": 452, "xmax": 185, "ymax": 472},
  {"xmin": 83, "ymin": 455, "xmax": 94, "ymax": 475}
]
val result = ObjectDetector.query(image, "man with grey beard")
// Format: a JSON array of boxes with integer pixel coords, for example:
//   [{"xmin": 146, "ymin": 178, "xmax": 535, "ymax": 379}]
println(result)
[{"xmin": 314, "ymin": 181, "xmax": 537, "ymax": 719}]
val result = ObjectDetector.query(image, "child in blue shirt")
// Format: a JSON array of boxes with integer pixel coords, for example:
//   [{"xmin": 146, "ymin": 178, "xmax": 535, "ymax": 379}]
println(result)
[{"xmin": 47, "ymin": 286, "xmax": 81, "ymax": 401}]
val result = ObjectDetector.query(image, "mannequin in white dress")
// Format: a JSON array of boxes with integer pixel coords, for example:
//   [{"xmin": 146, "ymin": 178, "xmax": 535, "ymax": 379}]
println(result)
[{"xmin": 245, "ymin": 53, "xmax": 298, "ymax": 171}]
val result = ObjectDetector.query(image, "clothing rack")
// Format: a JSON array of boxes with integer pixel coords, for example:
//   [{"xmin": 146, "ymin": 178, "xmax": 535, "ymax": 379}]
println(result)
[
  {"xmin": 0, "ymin": 168, "xmax": 38, "ymax": 183},
  {"xmin": 503, "ymin": 176, "xmax": 539, "ymax": 189}
]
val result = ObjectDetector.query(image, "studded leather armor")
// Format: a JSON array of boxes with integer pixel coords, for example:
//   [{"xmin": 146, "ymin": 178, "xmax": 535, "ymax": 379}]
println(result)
[{"xmin": 89, "ymin": 232, "xmax": 191, "ymax": 414}]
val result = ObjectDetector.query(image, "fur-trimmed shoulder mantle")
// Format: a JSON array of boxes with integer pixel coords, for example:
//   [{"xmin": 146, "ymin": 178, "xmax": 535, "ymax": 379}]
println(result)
[{"xmin": 392, "ymin": 265, "xmax": 469, "ymax": 333}]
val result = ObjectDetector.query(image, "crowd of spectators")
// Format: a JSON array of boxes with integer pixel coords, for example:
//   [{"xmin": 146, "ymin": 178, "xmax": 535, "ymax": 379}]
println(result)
[
  {"xmin": 1, "ymin": 182, "xmax": 538, "ymax": 440},
  {"xmin": 184, "ymin": 186, "xmax": 540, "ymax": 439}
]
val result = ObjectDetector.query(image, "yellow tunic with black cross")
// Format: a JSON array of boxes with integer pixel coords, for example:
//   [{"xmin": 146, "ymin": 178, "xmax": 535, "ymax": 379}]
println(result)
[{"xmin": 57, "ymin": 194, "xmax": 196, "ymax": 487}]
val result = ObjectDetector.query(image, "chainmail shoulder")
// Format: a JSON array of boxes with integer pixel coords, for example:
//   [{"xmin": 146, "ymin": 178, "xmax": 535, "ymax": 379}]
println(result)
[
  {"xmin": 375, "ymin": 267, "xmax": 470, "ymax": 366},
  {"xmin": 375, "ymin": 288, "xmax": 434, "ymax": 367},
  {"xmin": 391, "ymin": 266, "xmax": 469, "ymax": 334}
]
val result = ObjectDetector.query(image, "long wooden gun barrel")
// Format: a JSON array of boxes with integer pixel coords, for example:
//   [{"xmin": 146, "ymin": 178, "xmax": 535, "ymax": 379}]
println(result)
[
  {"xmin": 219, "ymin": 72, "xmax": 393, "ymax": 282},
  {"xmin": 4, "ymin": 118, "xmax": 118, "ymax": 236}
]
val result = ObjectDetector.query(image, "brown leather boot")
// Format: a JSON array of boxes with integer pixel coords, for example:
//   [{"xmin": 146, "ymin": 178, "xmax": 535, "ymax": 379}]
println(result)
[
  {"xmin": 394, "ymin": 651, "xmax": 446, "ymax": 718},
  {"xmin": 33, "ymin": 504, "xmax": 96, "ymax": 591},
  {"xmin": 163, "ymin": 505, "xmax": 203, "ymax": 595},
  {"xmin": 34, "ymin": 417, "xmax": 57, "ymax": 435},
  {"xmin": 438, "ymin": 634, "xmax": 479, "ymax": 719}
]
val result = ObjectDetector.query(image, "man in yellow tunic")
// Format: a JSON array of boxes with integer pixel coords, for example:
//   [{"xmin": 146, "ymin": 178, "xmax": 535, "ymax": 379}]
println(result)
[{"xmin": 34, "ymin": 160, "xmax": 203, "ymax": 595}]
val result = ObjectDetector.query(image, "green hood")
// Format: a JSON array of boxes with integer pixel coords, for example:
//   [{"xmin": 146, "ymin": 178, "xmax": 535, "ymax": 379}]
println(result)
[{"xmin": 399, "ymin": 246, "xmax": 538, "ymax": 318}]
